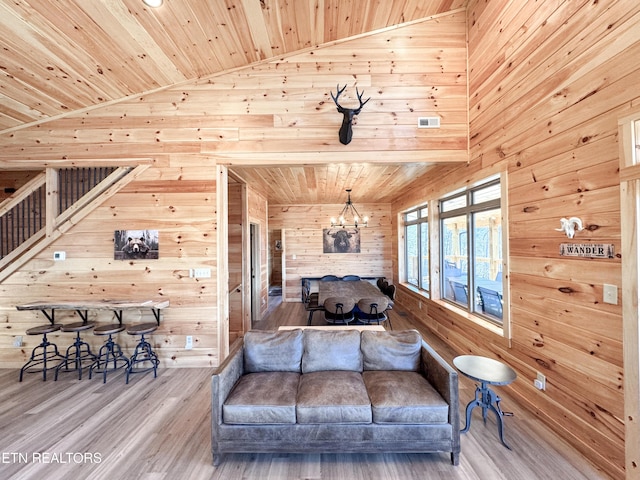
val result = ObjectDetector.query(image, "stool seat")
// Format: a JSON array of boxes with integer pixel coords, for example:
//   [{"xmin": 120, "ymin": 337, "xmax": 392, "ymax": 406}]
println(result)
[
  {"xmin": 93, "ymin": 324, "xmax": 126, "ymax": 336},
  {"xmin": 60, "ymin": 321, "xmax": 95, "ymax": 332},
  {"xmin": 126, "ymin": 322, "xmax": 158, "ymax": 336},
  {"xmin": 26, "ymin": 324, "xmax": 62, "ymax": 336}
]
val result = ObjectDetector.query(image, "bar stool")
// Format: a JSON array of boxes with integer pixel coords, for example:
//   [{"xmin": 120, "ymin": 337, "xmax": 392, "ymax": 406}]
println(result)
[
  {"xmin": 19, "ymin": 324, "xmax": 64, "ymax": 382},
  {"xmin": 55, "ymin": 321, "xmax": 97, "ymax": 380},
  {"xmin": 125, "ymin": 322, "xmax": 160, "ymax": 384},
  {"xmin": 89, "ymin": 323, "xmax": 130, "ymax": 383}
]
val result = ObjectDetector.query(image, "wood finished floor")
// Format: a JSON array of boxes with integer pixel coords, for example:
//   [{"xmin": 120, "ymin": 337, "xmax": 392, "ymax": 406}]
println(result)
[{"xmin": 0, "ymin": 298, "xmax": 608, "ymax": 480}]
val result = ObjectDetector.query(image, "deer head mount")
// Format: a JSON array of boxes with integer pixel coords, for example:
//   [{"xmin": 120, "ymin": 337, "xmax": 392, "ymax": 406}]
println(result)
[{"xmin": 330, "ymin": 84, "xmax": 370, "ymax": 145}]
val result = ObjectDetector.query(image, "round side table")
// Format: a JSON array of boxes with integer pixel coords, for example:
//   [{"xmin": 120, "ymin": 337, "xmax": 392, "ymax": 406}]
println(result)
[{"xmin": 453, "ymin": 355, "xmax": 517, "ymax": 449}]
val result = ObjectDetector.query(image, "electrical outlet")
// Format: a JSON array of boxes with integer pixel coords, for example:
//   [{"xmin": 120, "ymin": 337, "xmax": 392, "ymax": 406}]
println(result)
[
  {"xmin": 185, "ymin": 335, "xmax": 193, "ymax": 350},
  {"xmin": 603, "ymin": 284, "xmax": 618, "ymax": 305},
  {"xmin": 534, "ymin": 372, "xmax": 546, "ymax": 391},
  {"xmin": 13, "ymin": 335, "xmax": 22, "ymax": 347}
]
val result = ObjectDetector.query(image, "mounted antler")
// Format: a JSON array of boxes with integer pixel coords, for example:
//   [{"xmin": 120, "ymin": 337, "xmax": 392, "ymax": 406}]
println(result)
[{"xmin": 330, "ymin": 84, "xmax": 371, "ymax": 145}]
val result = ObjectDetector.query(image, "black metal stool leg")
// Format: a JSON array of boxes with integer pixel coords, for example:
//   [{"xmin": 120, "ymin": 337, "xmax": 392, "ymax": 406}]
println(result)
[
  {"xmin": 89, "ymin": 329, "xmax": 129, "ymax": 383},
  {"xmin": 19, "ymin": 330, "xmax": 63, "ymax": 382},
  {"xmin": 126, "ymin": 333, "xmax": 160, "ymax": 384},
  {"xmin": 55, "ymin": 331, "xmax": 96, "ymax": 380}
]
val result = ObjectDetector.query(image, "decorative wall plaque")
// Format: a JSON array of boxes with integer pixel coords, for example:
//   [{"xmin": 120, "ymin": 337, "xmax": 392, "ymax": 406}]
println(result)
[{"xmin": 559, "ymin": 243, "xmax": 614, "ymax": 259}]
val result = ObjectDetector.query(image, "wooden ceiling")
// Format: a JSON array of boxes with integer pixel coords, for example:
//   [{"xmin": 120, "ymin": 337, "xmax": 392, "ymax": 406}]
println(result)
[
  {"xmin": 0, "ymin": 0, "xmax": 468, "ymax": 204},
  {"xmin": 230, "ymin": 163, "xmax": 441, "ymax": 205}
]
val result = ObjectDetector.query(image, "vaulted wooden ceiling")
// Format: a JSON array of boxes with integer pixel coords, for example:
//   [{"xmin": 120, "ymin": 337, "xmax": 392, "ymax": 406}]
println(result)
[{"xmin": 0, "ymin": 0, "xmax": 468, "ymax": 204}]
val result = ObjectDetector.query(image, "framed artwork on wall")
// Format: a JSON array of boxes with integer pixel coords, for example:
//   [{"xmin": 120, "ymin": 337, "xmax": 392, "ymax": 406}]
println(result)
[
  {"xmin": 323, "ymin": 228, "xmax": 361, "ymax": 254},
  {"xmin": 114, "ymin": 229, "xmax": 159, "ymax": 260}
]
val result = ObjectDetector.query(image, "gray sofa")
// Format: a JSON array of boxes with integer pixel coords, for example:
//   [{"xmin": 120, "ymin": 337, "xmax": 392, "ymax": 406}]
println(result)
[{"xmin": 211, "ymin": 328, "xmax": 460, "ymax": 466}]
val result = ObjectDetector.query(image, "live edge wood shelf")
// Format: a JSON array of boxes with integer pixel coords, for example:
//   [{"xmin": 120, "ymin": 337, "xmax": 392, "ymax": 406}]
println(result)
[{"xmin": 16, "ymin": 299, "xmax": 170, "ymax": 326}]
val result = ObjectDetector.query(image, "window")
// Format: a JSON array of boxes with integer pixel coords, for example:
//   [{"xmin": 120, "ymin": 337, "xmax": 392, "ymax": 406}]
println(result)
[
  {"xmin": 404, "ymin": 205, "xmax": 429, "ymax": 293},
  {"xmin": 440, "ymin": 178, "xmax": 503, "ymax": 324}
]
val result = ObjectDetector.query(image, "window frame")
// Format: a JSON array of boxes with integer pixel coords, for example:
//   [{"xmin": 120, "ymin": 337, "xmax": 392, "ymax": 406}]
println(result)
[
  {"xmin": 403, "ymin": 204, "xmax": 430, "ymax": 295},
  {"xmin": 439, "ymin": 176, "xmax": 504, "ymax": 325}
]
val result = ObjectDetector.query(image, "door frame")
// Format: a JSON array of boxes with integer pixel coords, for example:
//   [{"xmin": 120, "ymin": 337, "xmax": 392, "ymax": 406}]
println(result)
[{"xmin": 619, "ymin": 112, "xmax": 640, "ymax": 476}]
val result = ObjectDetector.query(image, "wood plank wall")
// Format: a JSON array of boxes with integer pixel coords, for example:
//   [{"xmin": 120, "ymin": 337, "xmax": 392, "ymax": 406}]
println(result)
[
  {"xmin": 0, "ymin": 12, "xmax": 467, "ymax": 368},
  {"xmin": 391, "ymin": 2, "xmax": 640, "ymax": 477},
  {"xmin": 0, "ymin": 172, "xmax": 39, "ymax": 202},
  {"xmin": 268, "ymin": 204, "xmax": 393, "ymax": 303},
  {"xmin": 2, "ymin": 158, "xmax": 220, "ymax": 368},
  {"xmin": 0, "ymin": 11, "xmax": 468, "ymax": 166}
]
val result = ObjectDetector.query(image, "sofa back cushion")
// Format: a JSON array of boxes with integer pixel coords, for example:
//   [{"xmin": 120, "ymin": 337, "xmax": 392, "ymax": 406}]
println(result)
[
  {"xmin": 244, "ymin": 329, "xmax": 304, "ymax": 373},
  {"xmin": 302, "ymin": 329, "xmax": 363, "ymax": 373},
  {"xmin": 361, "ymin": 330, "xmax": 422, "ymax": 371}
]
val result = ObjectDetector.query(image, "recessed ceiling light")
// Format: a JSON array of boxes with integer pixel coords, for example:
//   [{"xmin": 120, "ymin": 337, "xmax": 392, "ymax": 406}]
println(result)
[{"xmin": 143, "ymin": 0, "xmax": 163, "ymax": 7}]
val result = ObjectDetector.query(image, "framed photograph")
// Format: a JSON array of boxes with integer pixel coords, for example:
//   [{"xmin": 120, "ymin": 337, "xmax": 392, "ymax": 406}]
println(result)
[
  {"xmin": 323, "ymin": 228, "xmax": 361, "ymax": 254},
  {"xmin": 275, "ymin": 240, "xmax": 282, "ymax": 251},
  {"xmin": 114, "ymin": 229, "xmax": 159, "ymax": 260}
]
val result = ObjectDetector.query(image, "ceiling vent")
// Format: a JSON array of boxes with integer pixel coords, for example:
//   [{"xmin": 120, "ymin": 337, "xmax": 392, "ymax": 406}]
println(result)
[{"xmin": 418, "ymin": 117, "xmax": 441, "ymax": 128}]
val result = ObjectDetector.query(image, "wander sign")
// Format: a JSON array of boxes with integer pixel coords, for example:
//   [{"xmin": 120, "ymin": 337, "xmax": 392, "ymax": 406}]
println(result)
[{"xmin": 559, "ymin": 243, "xmax": 614, "ymax": 258}]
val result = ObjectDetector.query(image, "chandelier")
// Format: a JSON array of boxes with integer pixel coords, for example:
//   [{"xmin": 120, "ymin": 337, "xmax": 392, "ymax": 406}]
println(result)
[{"xmin": 330, "ymin": 189, "xmax": 369, "ymax": 228}]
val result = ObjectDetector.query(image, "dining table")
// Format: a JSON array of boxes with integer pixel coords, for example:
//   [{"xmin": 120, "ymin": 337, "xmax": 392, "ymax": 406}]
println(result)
[{"xmin": 317, "ymin": 280, "xmax": 384, "ymax": 305}]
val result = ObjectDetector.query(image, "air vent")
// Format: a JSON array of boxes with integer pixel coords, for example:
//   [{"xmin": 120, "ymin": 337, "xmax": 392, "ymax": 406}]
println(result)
[{"xmin": 418, "ymin": 117, "xmax": 441, "ymax": 128}]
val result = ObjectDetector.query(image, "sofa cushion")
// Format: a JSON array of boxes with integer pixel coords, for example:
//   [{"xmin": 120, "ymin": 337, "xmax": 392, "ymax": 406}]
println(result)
[
  {"xmin": 302, "ymin": 329, "xmax": 362, "ymax": 373},
  {"xmin": 361, "ymin": 329, "xmax": 422, "ymax": 371},
  {"xmin": 363, "ymin": 370, "xmax": 449, "ymax": 424},
  {"xmin": 297, "ymin": 371, "xmax": 372, "ymax": 424},
  {"xmin": 244, "ymin": 329, "xmax": 304, "ymax": 373},
  {"xmin": 223, "ymin": 372, "xmax": 300, "ymax": 424}
]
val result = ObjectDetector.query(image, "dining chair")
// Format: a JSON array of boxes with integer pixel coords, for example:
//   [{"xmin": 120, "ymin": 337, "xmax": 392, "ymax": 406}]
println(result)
[
  {"xmin": 478, "ymin": 286, "xmax": 503, "ymax": 318},
  {"xmin": 384, "ymin": 284, "xmax": 396, "ymax": 301},
  {"xmin": 356, "ymin": 296, "xmax": 391, "ymax": 329},
  {"xmin": 323, "ymin": 296, "xmax": 356, "ymax": 325},
  {"xmin": 342, "ymin": 275, "xmax": 361, "ymax": 281},
  {"xmin": 303, "ymin": 281, "xmax": 324, "ymax": 325},
  {"xmin": 320, "ymin": 275, "xmax": 340, "ymax": 281},
  {"xmin": 451, "ymin": 282, "xmax": 469, "ymax": 305}
]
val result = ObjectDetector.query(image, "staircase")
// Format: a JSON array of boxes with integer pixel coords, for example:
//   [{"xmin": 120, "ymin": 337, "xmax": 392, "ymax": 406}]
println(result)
[{"xmin": 0, "ymin": 165, "xmax": 149, "ymax": 279}]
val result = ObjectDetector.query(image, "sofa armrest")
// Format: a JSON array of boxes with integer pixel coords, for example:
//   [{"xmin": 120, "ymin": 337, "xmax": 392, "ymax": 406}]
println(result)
[
  {"xmin": 420, "ymin": 341, "xmax": 460, "ymax": 435},
  {"xmin": 211, "ymin": 338, "xmax": 245, "ymax": 426}
]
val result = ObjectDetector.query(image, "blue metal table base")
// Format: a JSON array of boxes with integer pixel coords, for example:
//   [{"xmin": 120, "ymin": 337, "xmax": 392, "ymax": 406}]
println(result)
[{"xmin": 460, "ymin": 381, "xmax": 513, "ymax": 449}]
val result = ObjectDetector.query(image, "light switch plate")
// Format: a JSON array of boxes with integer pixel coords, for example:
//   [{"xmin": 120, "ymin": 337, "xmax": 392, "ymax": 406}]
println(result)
[{"xmin": 189, "ymin": 268, "xmax": 211, "ymax": 278}]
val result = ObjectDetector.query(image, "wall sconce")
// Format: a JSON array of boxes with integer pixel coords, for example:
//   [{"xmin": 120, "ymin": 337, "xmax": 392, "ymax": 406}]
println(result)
[{"xmin": 555, "ymin": 217, "xmax": 584, "ymax": 239}]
